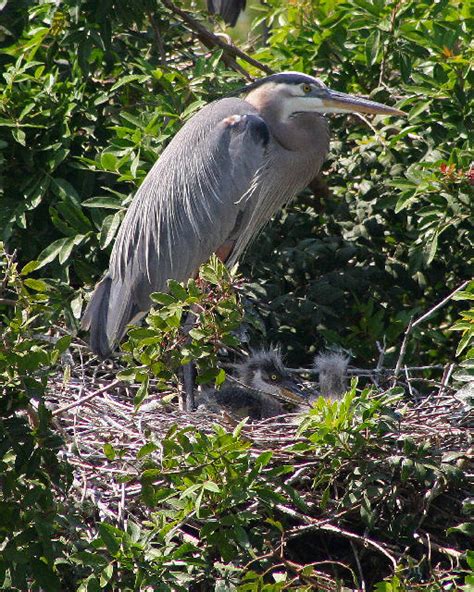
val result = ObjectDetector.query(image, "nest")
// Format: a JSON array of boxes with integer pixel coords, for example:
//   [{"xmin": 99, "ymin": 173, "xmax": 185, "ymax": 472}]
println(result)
[{"xmin": 45, "ymin": 340, "xmax": 473, "ymax": 589}]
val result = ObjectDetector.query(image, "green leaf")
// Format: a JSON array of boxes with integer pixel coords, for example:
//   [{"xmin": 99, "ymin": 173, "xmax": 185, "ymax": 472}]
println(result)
[
  {"xmin": 447, "ymin": 522, "xmax": 474, "ymax": 537},
  {"xmin": 215, "ymin": 368, "xmax": 226, "ymax": 386},
  {"xmin": 100, "ymin": 212, "xmax": 122, "ymax": 249},
  {"xmin": 255, "ymin": 451, "xmax": 273, "ymax": 467},
  {"xmin": 20, "ymin": 260, "xmax": 40, "ymax": 275},
  {"xmin": 100, "ymin": 152, "xmax": 118, "ymax": 171},
  {"xmin": 137, "ymin": 442, "xmax": 159, "ymax": 459},
  {"xmin": 134, "ymin": 376, "xmax": 149, "ymax": 407},
  {"xmin": 31, "ymin": 559, "xmax": 61, "ymax": 592},
  {"xmin": 99, "ymin": 563, "xmax": 114, "ymax": 587},
  {"xmin": 55, "ymin": 335, "xmax": 72, "ymax": 353},
  {"xmin": 59, "ymin": 235, "xmax": 85, "ymax": 264},
  {"xmin": 82, "ymin": 196, "xmax": 124, "ymax": 210},
  {"xmin": 365, "ymin": 30, "xmax": 381, "ymax": 66},
  {"xmin": 103, "ymin": 443, "xmax": 116, "ymax": 461},
  {"xmin": 203, "ymin": 481, "xmax": 221, "ymax": 493},
  {"xmin": 12, "ymin": 127, "xmax": 26, "ymax": 145},
  {"xmin": 36, "ymin": 238, "xmax": 71, "ymax": 268},
  {"xmin": 24, "ymin": 278, "xmax": 49, "ymax": 291},
  {"xmin": 150, "ymin": 292, "xmax": 176, "ymax": 305},
  {"xmin": 110, "ymin": 74, "xmax": 150, "ymax": 91},
  {"xmin": 168, "ymin": 279, "xmax": 188, "ymax": 300},
  {"xmin": 97, "ymin": 523, "xmax": 122, "ymax": 556},
  {"xmin": 408, "ymin": 100, "xmax": 432, "ymax": 120}
]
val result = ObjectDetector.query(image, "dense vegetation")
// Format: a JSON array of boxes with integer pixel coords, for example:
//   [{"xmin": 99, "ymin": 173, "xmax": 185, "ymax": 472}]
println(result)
[{"xmin": 0, "ymin": 0, "xmax": 472, "ymax": 589}]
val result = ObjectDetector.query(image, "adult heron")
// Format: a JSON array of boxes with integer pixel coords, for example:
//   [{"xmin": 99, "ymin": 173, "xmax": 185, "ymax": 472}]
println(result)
[{"xmin": 82, "ymin": 71, "xmax": 404, "ymax": 358}]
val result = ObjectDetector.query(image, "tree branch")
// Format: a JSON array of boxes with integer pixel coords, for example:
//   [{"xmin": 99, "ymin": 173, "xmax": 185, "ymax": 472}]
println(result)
[{"xmin": 161, "ymin": 0, "xmax": 273, "ymax": 77}]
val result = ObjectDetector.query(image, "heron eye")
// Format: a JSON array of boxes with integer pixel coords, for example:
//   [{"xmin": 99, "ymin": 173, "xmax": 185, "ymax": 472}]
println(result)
[
  {"xmin": 270, "ymin": 374, "xmax": 278, "ymax": 381},
  {"xmin": 302, "ymin": 84, "xmax": 312, "ymax": 94}
]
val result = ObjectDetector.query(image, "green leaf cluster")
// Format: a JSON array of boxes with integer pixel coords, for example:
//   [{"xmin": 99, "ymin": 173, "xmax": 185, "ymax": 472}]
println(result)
[
  {"xmin": 0, "ymin": 245, "xmax": 79, "ymax": 590},
  {"xmin": 120, "ymin": 256, "xmax": 243, "ymax": 402}
]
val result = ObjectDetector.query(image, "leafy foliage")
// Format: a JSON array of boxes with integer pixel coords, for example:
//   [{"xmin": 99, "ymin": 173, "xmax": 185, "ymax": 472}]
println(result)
[
  {"xmin": 0, "ymin": 0, "xmax": 240, "ymax": 300},
  {"xmin": 451, "ymin": 281, "xmax": 474, "ymax": 359},
  {"xmin": 120, "ymin": 256, "xmax": 244, "ymax": 403},
  {"xmin": 0, "ymin": 246, "xmax": 75, "ymax": 590}
]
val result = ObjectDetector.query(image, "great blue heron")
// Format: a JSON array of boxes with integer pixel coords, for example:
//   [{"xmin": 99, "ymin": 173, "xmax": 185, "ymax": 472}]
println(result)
[
  {"xmin": 82, "ymin": 71, "xmax": 404, "ymax": 358},
  {"xmin": 196, "ymin": 348, "xmax": 308, "ymax": 419},
  {"xmin": 313, "ymin": 351, "xmax": 350, "ymax": 400},
  {"xmin": 207, "ymin": 0, "xmax": 246, "ymax": 26}
]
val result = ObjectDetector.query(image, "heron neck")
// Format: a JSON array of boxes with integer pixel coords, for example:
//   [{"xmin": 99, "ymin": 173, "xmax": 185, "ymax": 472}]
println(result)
[{"xmin": 245, "ymin": 94, "xmax": 329, "ymax": 153}]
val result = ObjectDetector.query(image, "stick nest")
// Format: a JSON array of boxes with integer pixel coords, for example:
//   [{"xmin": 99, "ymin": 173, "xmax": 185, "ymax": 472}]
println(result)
[{"xmin": 46, "ymin": 341, "xmax": 473, "ymax": 589}]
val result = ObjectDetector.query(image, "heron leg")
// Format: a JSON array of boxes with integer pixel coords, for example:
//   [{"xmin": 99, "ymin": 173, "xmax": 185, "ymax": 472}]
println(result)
[
  {"xmin": 179, "ymin": 309, "xmax": 198, "ymax": 412},
  {"xmin": 178, "ymin": 243, "xmax": 235, "ymax": 412},
  {"xmin": 180, "ymin": 361, "xmax": 196, "ymax": 412}
]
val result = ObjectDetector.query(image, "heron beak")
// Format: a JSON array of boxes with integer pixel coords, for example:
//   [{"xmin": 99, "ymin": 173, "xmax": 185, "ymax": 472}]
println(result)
[
  {"xmin": 278, "ymin": 380, "xmax": 309, "ymax": 405},
  {"xmin": 320, "ymin": 89, "xmax": 405, "ymax": 116}
]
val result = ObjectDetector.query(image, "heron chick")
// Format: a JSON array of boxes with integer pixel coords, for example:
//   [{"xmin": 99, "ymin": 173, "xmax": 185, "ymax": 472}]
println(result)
[
  {"xmin": 313, "ymin": 351, "xmax": 350, "ymax": 400},
  {"xmin": 82, "ymin": 71, "xmax": 404, "ymax": 358},
  {"xmin": 196, "ymin": 348, "xmax": 308, "ymax": 420}
]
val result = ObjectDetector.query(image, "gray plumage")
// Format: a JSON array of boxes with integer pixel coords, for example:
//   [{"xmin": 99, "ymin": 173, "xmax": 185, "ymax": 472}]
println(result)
[
  {"xmin": 313, "ymin": 351, "xmax": 350, "ymax": 400},
  {"xmin": 82, "ymin": 72, "xmax": 404, "ymax": 358},
  {"xmin": 196, "ymin": 348, "xmax": 307, "ymax": 419},
  {"xmin": 207, "ymin": 0, "xmax": 246, "ymax": 26}
]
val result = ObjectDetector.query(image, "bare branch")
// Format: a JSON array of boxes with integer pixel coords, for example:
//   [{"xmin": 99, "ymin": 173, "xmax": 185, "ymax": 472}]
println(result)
[
  {"xmin": 52, "ymin": 378, "xmax": 122, "ymax": 417},
  {"xmin": 412, "ymin": 280, "xmax": 470, "ymax": 329},
  {"xmin": 161, "ymin": 0, "xmax": 273, "ymax": 76}
]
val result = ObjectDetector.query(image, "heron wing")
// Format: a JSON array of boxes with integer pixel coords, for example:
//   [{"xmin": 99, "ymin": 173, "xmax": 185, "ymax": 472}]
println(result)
[{"xmin": 85, "ymin": 97, "xmax": 269, "ymax": 355}]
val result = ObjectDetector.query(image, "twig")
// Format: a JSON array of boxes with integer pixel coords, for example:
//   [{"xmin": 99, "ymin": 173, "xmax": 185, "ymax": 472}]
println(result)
[
  {"xmin": 350, "ymin": 541, "xmax": 366, "ymax": 592},
  {"xmin": 376, "ymin": 338, "xmax": 386, "ymax": 372},
  {"xmin": 393, "ymin": 316, "xmax": 414, "ymax": 384},
  {"xmin": 355, "ymin": 113, "xmax": 389, "ymax": 150},
  {"xmin": 438, "ymin": 363, "xmax": 455, "ymax": 398},
  {"xmin": 412, "ymin": 280, "xmax": 470, "ymax": 329},
  {"xmin": 161, "ymin": 0, "xmax": 272, "ymax": 76},
  {"xmin": 278, "ymin": 505, "xmax": 399, "ymax": 569},
  {"xmin": 404, "ymin": 365, "xmax": 415, "ymax": 398},
  {"xmin": 393, "ymin": 280, "xmax": 470, "ymax": 385},
  {"xmin": 52, "ymin": 378, "xmax": 122, "ymax": 416},
  {"xmin": 0, "ymin": 298, "xmax": 16, "ymax": 306},
  {"xmin": 148, "ymin": 12, "xmax": 167, "ymax": 64},
  {"xmin": 378, "ymin": 0, "xmax": 403, "ymax": 88},
  {"xmin": 414, "ymin": 532, "xmax": 463, "ymax": 562}
]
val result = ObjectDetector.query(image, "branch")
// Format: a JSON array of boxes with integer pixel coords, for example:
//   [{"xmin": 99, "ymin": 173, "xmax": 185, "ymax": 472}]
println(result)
[
  {"xmin": 161, "ymin": 0, "xmax": 273, "ymax": 77},
  {"xmin": 0, "ymin": 298, "xmax": 16, "ymax": 306},
  {"xmin": 393, "ymin": 280, "xmax": 470, "ymax": 384},
  {"xmin": 277, "ymin": 504, "xmax": 399, "ymax": 569},
  {"xmin": 52, "ymin": 378, "xmax": 122, "ymax": 417},
  {"xmin": 412, "ymin": 280, "xmax": 470, "ymax": 329},
  {"xmin": 148, "ymin": 12, "xmax": 167, "ymax": 64}
]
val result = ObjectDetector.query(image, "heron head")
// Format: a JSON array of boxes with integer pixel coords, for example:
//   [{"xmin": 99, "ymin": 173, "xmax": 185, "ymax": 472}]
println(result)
[
  {"xmin": 244, "ymin": 71, "xmax": 405, "ymax": 119},
  {"xmin": 237, "ymin": 348, "xmax": 308, "ymax": 406}
]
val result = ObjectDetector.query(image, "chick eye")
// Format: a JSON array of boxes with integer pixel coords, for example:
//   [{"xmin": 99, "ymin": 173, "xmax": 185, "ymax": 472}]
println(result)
[{"xmin": 302, "ymin": 84, "xmax": 312, "ymax": 93}]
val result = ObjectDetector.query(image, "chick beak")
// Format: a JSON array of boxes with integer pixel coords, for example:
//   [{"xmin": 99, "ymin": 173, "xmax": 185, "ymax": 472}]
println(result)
[{"xmin": 277, "ymin": 379, "xmax": 309, "ymax": 406}]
